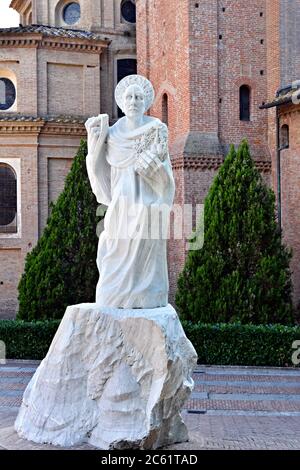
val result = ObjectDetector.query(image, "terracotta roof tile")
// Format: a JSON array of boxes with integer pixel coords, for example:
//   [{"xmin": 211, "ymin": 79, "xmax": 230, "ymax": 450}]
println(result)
[{"xmin": 0, "ymin": 24, "xmax": 108, "ymax": 42}]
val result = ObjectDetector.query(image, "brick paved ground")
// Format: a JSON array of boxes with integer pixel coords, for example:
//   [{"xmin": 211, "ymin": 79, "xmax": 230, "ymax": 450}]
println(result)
[{"xmin": 0, "ymin": 361, "xmax": 299, "ymax": 450}]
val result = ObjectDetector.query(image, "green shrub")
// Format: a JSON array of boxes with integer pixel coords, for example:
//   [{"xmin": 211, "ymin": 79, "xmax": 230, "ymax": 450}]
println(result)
[
  {"xmin": 18, "ymin": 140, "xmax": 102, "ymax": 321},
  {"xmin": 182, "ymin": 321, "xmax": 300, "ymax": 366},
  {"xmin": 1, "ymin": 319, "xmax": 299, "ymax": 366},
  {"xmin": 176, "ymin": 140, "xmax": 294, "ymax": 325},
  {"xmin": 0, "ymin": 320, "xmax": 60, "ymax": 359}
]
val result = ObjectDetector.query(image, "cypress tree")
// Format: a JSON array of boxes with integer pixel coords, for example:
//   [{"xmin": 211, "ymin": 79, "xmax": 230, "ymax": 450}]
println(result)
[
  {"xmin": 176, "ymin": 140, "xmax": 294, "ymax": 325},
  {"xmin": 18, "ymin": 140, "xmax": 101, "ymax": 320}
]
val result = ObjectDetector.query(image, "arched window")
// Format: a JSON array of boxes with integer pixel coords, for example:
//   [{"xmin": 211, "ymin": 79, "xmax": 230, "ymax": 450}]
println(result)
[
  {"xmin": 162, "ymin": 93, "xmax": 168, "ymax": 125},
  {"xmin": 121, "ymin": 0, "xmax": 136, "ymax": 24},
  {"xmin": 281, "ymin": 124, "xmax": 289, "ymax": 149},
  {"xmin": 240, "ymin": 85, "xmax": 251, "ymax": 121},
  {"xmin": 117, "ymin": 58, "xmax": 137, "ymax": 117},
  {"xmin": 0, "ymin": 164, "xmax": 17, "ymax": 233},
  {"xmin": 0, "ymin": 78, "xmax": 16, "ymax": 111}
]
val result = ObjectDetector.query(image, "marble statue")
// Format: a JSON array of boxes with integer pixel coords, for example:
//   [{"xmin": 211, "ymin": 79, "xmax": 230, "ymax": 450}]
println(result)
[
  {"xmin": 85, "ymin": 74, "xmax": 175, "ymax": 308},
  {"xmin": 14, "ymin": 75, "xmax": 197, "ymax": 450}
]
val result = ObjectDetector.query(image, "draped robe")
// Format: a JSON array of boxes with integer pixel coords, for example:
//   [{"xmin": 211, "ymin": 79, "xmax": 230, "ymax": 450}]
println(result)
[{"xmin": 86, "ymin": 115, "xmax": 175, "ymax": 308}]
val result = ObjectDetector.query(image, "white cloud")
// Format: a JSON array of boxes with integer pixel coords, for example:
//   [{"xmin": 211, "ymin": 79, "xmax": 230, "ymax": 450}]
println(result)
[{"xmin": 0, "ymin": 0, "xmax": 20, "ymax": 28}]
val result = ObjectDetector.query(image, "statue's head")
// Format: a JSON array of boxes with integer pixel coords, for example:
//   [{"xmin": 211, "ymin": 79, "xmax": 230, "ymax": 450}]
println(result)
[
  {"xmin": 115, "ymin": 75, "xmax": 155, "ymax": 117},
  {"xmin": 123, "ymin": 84, "xmax": 146, "ymax": 118}
]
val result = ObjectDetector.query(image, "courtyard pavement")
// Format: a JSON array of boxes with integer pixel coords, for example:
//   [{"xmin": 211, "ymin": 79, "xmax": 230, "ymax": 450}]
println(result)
[{"xmin": 0, "ymin": 360, "xmax": 299, "ymax": 450}]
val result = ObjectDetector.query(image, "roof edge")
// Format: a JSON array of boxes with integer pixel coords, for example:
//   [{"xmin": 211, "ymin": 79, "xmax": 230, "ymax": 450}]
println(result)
[{"xmin": 0, "ymin": 24, "xmax": 110, "ymax": 45}]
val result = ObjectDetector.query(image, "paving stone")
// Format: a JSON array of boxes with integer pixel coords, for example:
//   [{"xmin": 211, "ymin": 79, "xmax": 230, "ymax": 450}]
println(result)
[
  {"xmin": 194, "ymin": 383, "xmax": 300, "ymax": 394},
  {"xmin": 0, "ymin": 362, "xmax": 300, "ymax": 450}
]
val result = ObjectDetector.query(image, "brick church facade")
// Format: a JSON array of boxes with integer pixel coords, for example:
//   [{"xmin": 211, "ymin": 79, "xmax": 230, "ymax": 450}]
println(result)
[{"xmin": 0, "ymin": 0, "xmax": 300, "ymax": 318}]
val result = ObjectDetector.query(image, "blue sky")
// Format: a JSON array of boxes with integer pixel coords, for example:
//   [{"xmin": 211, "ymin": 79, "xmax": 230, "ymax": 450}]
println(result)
[{"xmin": 0, "ymin": 0, "xmax": 20, "ymax": 28}]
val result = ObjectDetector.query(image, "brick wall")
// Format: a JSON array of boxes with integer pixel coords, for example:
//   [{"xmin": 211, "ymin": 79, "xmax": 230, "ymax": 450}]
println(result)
[
  {"xmin": 265, "ymin": 0, "xmax": 300, "ymax": 305},
  {"xmin": 0, "ymin": 129, "xmax": 40, "ymax": 318},
  {"xmin": 136, "ymin": 0, "xmax": 271, "ymax": 305},
  {"xmin": 218, "ymin": 0, "xmax": 268, "ymax": 158},
  {"xmin": 0, "ymin": 249, "xmax": 22, "ymax": 317},
  {"xmin": 279, "ymin": 104, "xmax": 300, "ymax": 305},
  {"xmin": 266, "ymin": 0, "xmax": 281, "ymax": 193},
  {"xmin": 37, "ymin": 48, "xmax": 101, "ymax": 117},
  {"xmin": 280, "ymin": 0, "xmax": 300, "ymax": 86}
]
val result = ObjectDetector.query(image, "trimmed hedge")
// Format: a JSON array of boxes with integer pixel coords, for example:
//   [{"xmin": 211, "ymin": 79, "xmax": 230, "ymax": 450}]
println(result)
[
  {"xmin": 182, "ymin": 321, "xmax": 300, "ymax": 367},
  {"xmin": 0, "ymin": 320, "xmax": 299, "ymax": 366},
  {"xmin": 0, "ymin": 320, "xmax": 60, "ymax": 360}
]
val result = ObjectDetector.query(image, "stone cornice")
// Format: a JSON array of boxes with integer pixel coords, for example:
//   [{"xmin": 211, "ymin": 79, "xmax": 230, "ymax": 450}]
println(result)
[
  {"xmin": 40, "ymin": 38, "xmax": 105, "ymax": 53},
  {"xmin": 0, "ymin": 117, "xmax": 87, "ymax": 136},
  {"xmin": 255, "ymin": 161, "xmax": 272, "ymax": 173},
  {"xmin": 171, "ymin": 155, "xmax": 271, "ymax": 173},
  {"xmin": 42, "ymin": 121, "xmax": 86, "ymax": 136},
  {"xmin": 0, "ymin": 25, "xmax": 109, "ymax": 52},
  {"xmin": 279, "ymin": 105, "xmax": 300, "ymax": 118},
  {"xmin": 0, "ymin": 36, "xmax": 40, "ymax": 48},
  {"xmin": 0, "ymin": 35, "xmax": 107, "ymax": 53},
  {"xmin": 171, "ymin": 155, "xmax": 224, "ymax": 171},
  {"xmin": 0, "ymin": 120, "xmax": 44, "ymax": 135}
]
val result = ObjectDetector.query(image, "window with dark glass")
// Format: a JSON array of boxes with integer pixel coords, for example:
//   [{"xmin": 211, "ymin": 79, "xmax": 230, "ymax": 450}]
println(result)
[
  {"xmin": 0, "ymin": 164, "xmax": 17, "ymax": 233},
  {"xmin": 121, "ymin": 0, "xmax": 136, "ymax": 24},
  {"xmin": 117, "ymin": 58, "xmax": 137, "ymax": 117},
  {"xmin": 240, "ymin": 85, "xmax": 251, "ymax": 121},
  {"xmin": 162, "ymin": 93, "xmax": 168, "ymax": 126},
  {"xmin": 281, "ymin": 124, "xmax": 289, "ymax": 149},
  {"xmin": 63, "ymin": 2, "xmax": 81, "ymax": 25},
  {"xmin": 0, "ymin": 78, "xmax": 16, "ymax": 111}
]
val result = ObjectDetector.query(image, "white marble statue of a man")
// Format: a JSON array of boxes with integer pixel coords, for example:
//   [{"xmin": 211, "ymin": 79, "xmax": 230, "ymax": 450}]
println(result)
[
  {"xmin": 14, "ymin": 80, "xmax": 196, "ymax": 449},
  {"xmin": 85, "ymin": 75, "xmax": 175, "ymax": 309}
]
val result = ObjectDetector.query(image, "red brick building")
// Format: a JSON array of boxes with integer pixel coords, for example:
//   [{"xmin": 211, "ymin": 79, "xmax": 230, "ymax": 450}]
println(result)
[
  {"xmin": 261, "ymin": 86, "xmax": 300, "ymax": 308},
  {"xmin": 136, "ymin": 0, "xmax": 300, "ymax": 307},
  {"xmin": 1, "ymin": 0, "xmax": 300, "ymax": 317}
]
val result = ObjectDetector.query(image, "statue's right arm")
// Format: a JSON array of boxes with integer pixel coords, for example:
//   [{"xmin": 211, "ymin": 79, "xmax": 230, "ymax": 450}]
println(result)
[{"xmin": 85, "ymin": 115, "xmax": 111, "ymax": 206}]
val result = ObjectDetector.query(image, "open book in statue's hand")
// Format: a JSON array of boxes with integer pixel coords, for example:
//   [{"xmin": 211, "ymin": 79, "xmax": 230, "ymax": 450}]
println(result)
[{"xmin": 134, "ymin": 124, "xmax": 168, "ymax": 179}]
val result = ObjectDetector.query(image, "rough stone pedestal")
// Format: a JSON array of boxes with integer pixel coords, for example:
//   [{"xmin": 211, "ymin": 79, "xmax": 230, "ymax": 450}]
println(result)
[{"xmin": 15, "ymin": 303, "xmax": 197, "ymax": 450}]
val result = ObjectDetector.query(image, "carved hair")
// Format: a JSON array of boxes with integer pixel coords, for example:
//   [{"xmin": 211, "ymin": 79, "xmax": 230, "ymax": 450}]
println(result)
[{"xmin": 115, "ymin": 74, "xmax": 155, "ymax": 113}]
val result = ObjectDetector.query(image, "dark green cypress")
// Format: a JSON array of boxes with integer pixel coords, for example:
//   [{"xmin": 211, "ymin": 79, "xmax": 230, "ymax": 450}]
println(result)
[
  {"xmin": 18, "ymin": 140, "xmax": 102, "ymax": 320},
  {"xmin": 176, "ymin": 140, "xmax": 294, "ymax": 325}
]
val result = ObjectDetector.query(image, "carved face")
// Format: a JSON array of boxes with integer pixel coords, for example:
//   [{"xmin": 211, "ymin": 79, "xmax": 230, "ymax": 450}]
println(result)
[{"xmin": 123, "ymin": 84, "xmax": 146, "ymax": 118}]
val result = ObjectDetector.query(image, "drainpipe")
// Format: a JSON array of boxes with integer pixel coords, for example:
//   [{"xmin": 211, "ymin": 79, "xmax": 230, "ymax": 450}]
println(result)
[{"xmin": 276, "ymin": 106, "xmax": 282, "ymax": 233}]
